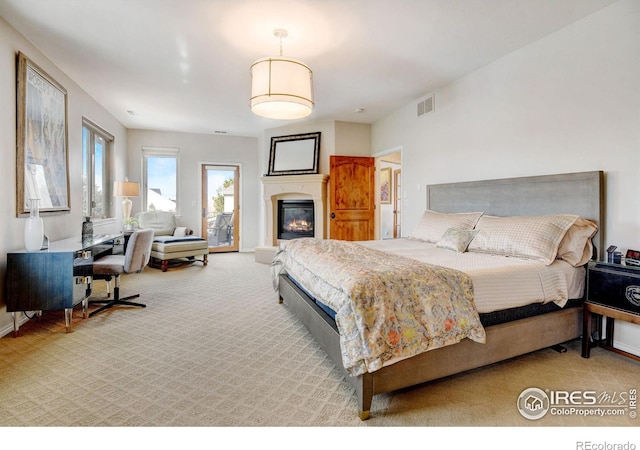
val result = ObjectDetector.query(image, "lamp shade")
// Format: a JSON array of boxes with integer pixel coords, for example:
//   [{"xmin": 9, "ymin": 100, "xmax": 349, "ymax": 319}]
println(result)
[
  {"xmin": 250, "ymin": 56, "xmax": 314, "ymax": 120},
  {"xmin": 113, "ymin": 181, "xmax": 140, "ymax": 198}
]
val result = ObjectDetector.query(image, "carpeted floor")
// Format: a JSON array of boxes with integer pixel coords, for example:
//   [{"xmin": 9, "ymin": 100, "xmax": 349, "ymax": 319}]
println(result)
[{"xmin": 1, "ymin": 252, "xmax": 638, "ymax": 438}]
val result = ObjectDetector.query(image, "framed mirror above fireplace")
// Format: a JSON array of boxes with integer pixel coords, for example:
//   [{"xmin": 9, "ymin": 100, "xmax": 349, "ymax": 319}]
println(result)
[{"xmin": 267, "ymin": 132, "xmax": 320, "ymax": 176}]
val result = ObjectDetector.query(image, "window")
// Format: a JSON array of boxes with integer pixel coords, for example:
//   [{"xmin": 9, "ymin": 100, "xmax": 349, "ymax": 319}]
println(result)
[
  {"xmin": 82, "ymin": 119, "xmax": 113, "ymax": 218},
  {"xmin": 142, "ymin": 147, "xmax": 179, "ymax": 213}
]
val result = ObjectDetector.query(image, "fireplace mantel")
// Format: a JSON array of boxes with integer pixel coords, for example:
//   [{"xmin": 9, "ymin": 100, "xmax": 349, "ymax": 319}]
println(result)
[{"xmin": 255, "ymin": 174, "xmax": 329, "ymax": 264}]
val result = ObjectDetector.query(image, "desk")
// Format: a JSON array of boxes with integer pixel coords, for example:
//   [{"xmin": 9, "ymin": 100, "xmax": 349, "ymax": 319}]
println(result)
[{"xmin": 6, "ymin": 234, "xmax": 123, "ymax": 336}]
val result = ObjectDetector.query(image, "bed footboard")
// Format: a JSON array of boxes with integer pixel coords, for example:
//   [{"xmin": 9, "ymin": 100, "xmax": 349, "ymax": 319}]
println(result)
[
  {"xmin": 279, "ymin": 273, "xmax": 583, "ymax": 420},
  {"xmin": 278, "ymin": 274, "xmax": 374, "ymax": 419}
]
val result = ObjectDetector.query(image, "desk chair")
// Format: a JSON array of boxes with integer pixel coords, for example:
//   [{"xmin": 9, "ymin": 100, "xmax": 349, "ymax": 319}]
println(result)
[{"xmin": 89, "ymin": 228, "xmax": 154, "ymax": 317}]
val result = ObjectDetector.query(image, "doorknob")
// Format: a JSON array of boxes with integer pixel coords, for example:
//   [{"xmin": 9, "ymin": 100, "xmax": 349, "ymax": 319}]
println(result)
[{"xmin": 330, "ymin": 212, "xmax": 336, "ymax": 219}]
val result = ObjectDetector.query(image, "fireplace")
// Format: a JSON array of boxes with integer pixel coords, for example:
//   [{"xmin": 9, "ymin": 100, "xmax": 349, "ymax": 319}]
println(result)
[
  {"xmin": 255, "ymin": 174, "xmax": 328, "ymax": 264},
  {"xmin": 278, "ymin": 200, "xmax": 314, "ymax": 240}
]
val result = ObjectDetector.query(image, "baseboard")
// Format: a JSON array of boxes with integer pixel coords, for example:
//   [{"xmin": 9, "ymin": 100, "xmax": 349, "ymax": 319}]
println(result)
[
  {"xmin": 601, "ymin": 318, "xmax": 640, "ymax": 358},
  {"xmin": 0, "ymin": 312, "xmax": 30, "ymax": 338},
  {"xmin": 613, "ymin": 340, "xmax": 640, "ymax": 358}
]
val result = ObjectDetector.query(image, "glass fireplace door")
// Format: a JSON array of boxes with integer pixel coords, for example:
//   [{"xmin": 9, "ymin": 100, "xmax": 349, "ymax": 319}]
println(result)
[{"xmin": 278, "ymin": 200, "xmax": 314, "ymax": 240}]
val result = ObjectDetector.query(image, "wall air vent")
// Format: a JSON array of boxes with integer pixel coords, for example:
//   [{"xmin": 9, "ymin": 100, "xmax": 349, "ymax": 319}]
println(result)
[{"xmin": 417, "ymin": 95, "xmax": 434, "ymax": 118}]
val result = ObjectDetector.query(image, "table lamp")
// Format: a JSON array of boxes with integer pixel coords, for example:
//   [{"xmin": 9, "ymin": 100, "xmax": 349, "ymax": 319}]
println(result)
[{"xmin": 113, "ymin": 179, "xmax": 140, "ymax": 220}]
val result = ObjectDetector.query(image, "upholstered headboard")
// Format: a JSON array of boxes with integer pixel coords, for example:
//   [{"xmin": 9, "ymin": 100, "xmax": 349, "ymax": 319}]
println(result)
[{"xmin": 426, "ymin": 171, "xmax": 604, "ymax": 260}]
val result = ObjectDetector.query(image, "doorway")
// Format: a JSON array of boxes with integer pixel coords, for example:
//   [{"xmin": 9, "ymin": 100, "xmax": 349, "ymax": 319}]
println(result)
[
  {"xmin": 201, "ymin": 164, "xmax": 239, "ymax": 252},
  {"xmin": 376, "ymin": 150, "xmax": 402, "ymax": 239},
  {"xmin": 393, "ymin": 168, "xmax": 402, "ymax": 238}
]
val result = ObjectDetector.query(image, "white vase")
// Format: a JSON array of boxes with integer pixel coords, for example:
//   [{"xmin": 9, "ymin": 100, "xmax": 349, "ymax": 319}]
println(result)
[{"xmin": 24, "ymin": 199, "xmax": 44, "ymax": 252}]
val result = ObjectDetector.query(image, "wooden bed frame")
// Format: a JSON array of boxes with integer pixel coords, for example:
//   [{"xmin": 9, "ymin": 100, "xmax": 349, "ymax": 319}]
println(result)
[{"xmin": 278, "ymin": 171, "xmax": 604, "ymax": 420}]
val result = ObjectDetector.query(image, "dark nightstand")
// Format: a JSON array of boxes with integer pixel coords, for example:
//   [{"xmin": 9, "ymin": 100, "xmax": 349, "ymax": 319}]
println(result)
[{"xmin": 582, "ymin": 261, "xmax": 640, "ymax": 360}]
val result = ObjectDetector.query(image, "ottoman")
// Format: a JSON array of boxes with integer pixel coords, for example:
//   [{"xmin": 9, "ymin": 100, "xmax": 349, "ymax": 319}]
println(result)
[{"xmin": 150, "ymin": 235, "xmax": 209, "ymax": 272}]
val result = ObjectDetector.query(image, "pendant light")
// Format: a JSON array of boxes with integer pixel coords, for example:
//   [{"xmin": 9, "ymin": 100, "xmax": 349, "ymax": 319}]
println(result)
[{"xmin": 250, "ymin": 29, "xmax": 314, "ymax": 120}]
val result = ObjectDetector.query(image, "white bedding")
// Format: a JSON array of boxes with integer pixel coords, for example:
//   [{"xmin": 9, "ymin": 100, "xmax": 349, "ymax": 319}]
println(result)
[{"xmin": 357, "ymin": 238, "xmax": 585, "ymax": 314}]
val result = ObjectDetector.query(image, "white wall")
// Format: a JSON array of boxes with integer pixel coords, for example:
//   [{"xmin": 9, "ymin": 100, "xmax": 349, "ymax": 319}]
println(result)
[
  {"xmin": 372, "ymin": 0, "xmax": 640, "ymax": 355},
  {"xmin": 126, "ymin": 129, "xmax": 260, "ymax": 251},
  {"xmin": 0, "ymin": 16, "xmax": 128, "ymax": 336}
]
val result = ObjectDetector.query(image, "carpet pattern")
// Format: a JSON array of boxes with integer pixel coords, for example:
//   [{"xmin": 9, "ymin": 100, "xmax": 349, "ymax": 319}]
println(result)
[{"xmin": 0, "ymin": 252, "xmax": 638, "ymax": 427}]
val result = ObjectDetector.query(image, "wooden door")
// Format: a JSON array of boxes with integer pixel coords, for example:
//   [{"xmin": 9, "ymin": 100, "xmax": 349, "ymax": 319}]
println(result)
[{"xmin": 329, "ymin": 156, "xmax": 375, "ymax": 240}]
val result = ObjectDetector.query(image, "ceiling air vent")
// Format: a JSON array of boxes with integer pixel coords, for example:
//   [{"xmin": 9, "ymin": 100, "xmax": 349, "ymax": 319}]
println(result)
[{"xmin": 417, "ymin": 95, "xmax": 434, "ymax": 118}]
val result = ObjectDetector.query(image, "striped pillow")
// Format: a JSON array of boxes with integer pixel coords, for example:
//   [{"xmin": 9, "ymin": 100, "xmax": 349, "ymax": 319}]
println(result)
[{"xmin": 467, "ymin": 214, "xmax": 579, "ymax": 265}]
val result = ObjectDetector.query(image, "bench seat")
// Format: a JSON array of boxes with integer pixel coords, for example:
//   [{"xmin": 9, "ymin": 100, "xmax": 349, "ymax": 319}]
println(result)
[{"xmin": 136, "ymin": 211, "xmax": 209, "ymax": 272}]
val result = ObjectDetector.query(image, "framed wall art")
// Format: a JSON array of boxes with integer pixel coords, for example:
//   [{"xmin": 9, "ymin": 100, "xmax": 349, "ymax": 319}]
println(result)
[
  {"xmin": 16, "ymin": 52, "xmax": 70, "ymax": 216},
  {"xmin": 267, "ymin": 132, "xmax": 321, "ymax": 176},
  {"xmin": 380, "ymin": 167, "xmax": 391, "ymax": 204}
]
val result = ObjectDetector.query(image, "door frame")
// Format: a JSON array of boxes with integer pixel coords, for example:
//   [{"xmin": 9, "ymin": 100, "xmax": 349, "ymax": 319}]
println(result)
[
  {"xmin": 393, "ymin": 168, "xmax": 402, "ymax": 238},
  {"xmin": 199, "ymin": 162, "xmax": 241, "ymax": 252},
  {"xmin": 373, "ymin": 146, "xmax": 402, "ymax": 240}
]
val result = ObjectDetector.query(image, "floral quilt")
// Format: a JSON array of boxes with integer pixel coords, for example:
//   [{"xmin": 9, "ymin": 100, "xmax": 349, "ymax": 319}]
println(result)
[{"xmin": 272, "ymin": 238, "xmax": 486, "ymax": 376}]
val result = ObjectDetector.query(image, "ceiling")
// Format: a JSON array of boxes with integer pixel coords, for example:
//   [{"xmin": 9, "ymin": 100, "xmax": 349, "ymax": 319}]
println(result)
[{"xmin": 0, "ymin": 0, "xmax": 616, "ymax": 137}]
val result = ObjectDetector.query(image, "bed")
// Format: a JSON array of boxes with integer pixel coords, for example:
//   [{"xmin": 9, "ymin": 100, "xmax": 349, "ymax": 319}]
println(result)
[{"xmin": 273, "ymin": 171, "xmax": 604, "ymax": 420}]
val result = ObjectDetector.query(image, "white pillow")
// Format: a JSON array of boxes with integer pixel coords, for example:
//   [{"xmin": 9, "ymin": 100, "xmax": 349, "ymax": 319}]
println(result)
[
  {"xmin": 467, "ymin": 214, "xmax": 579, "ymax": 265},
  {"xmin": 409, "ymin": 210, "xmax": 483, "ymax": 243},
  {"xmin": 173, "ymin": 227, "xmax": 188, "ymax": 237},
  {"xmin": 557, "ymin": 218, "xmax": 598, "ymax": 266}
]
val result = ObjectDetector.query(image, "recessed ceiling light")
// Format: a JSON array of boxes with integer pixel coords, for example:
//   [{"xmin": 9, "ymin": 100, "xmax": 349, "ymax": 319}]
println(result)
[{"xmin": 354, "ymin": 108, "xmax": 364, "ymax": 113}]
